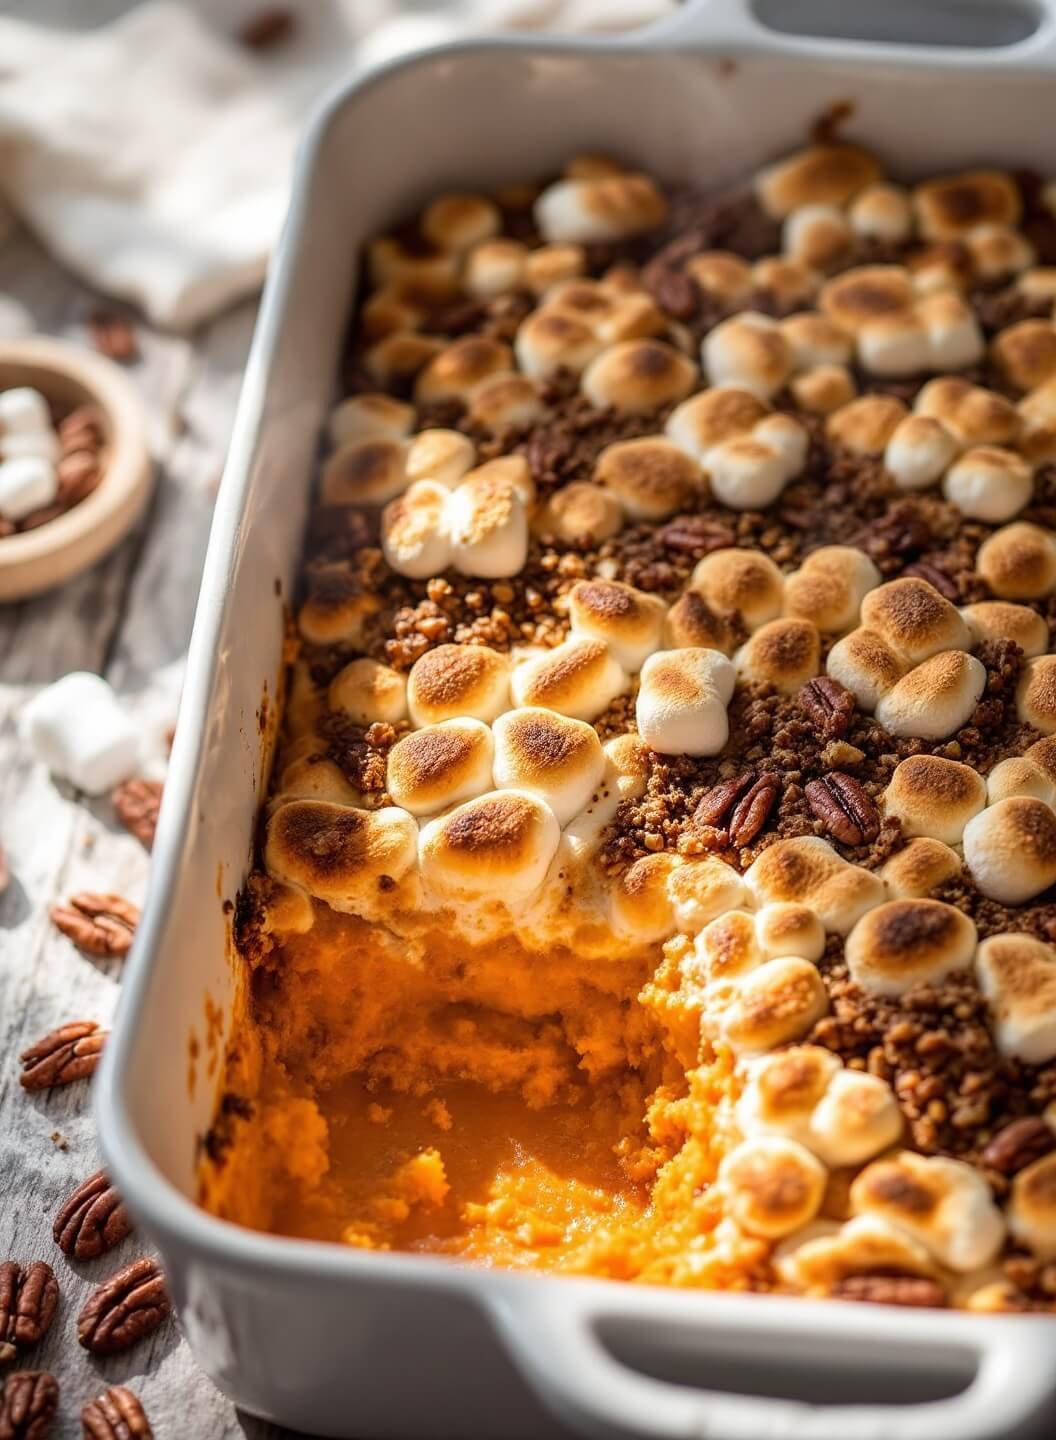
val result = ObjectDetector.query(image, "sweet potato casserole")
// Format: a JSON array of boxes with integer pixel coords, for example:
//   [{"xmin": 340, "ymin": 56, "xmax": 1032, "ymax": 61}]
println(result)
[{"xmin": 201, "ymin": 142, "xmax": 1056, "ymax": 1312}]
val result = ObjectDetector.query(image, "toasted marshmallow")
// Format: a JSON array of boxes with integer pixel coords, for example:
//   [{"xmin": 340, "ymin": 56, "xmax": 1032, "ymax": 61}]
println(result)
[
  {"xmin": 811, "ymin": 1070, "xmax": 904, "ymax": 1170},
  {"xmin": 364, "ymin": 332, "xmax": 443, "ymax": 388},
  {"xmin": 752, "ymin": 257, "xmax": 822, "ymax": 309},
  {"xmin": 328, "ymin": 658, "xmax": 408, "ymax": 727},
  {"xmin": 297, "ymin": 572, "xmax": 380, "ymax": 648},
  {"xmin": 706, "ymin": 416, "xmax": 809, "ymax": 509},
  {"xmin": 884, "ymin": 416, "xmax": 959, "ymax": 491},
  {"xmin": 826, "ymin": 394, "xmax": 908, "ymax": 455},
  {"xmin": 448, "ymin": 462, "xmax": 528, "ymax": 579},
  {"xmin": 581, "ymin": 340, "xmax": 697, "ymax": 415},
  {"xmin": 961, "ymin": 600, "xmax": 1048, "ymax": 658},
  {"xmin": 745, "ymin": 836, "xmax": 886, "ymax": 935},
  {"xmin": 368, "ymin": 236, "xmax": 458, "ymax": 289},
  {"xmin": 514, "ymin": 309, "xmax": 603, "ymax": 379},
  {"xmin": 756, "ymin": 903, "xmax": 826, "ymax": 962},
  {"xmin": 689, "ymin": 548, "xmax": 784, "ymax": 631},
  {"xmin": 736, "ymin": 1046, "xmax": 841, "ymax": 1147},
  {"xmin": 1018, "ymin": 655, "xmax": 1056, "ymax": 734},
  {"xmin": 977, "ymin": 522, "xmax": 1056, "ymax": 600},
  {"xmin": 694, "ymin": 910, "xmax": 764, "ymax": 983},
  {"xmin": 883, "ymin": 755, "xmax": 986, "ymax": 844},
  {"xmin": 826, "ymin": 628, "xmax": 905, "ymax": 709},
  {"xmin": 277, "ymin": 753, "xmax": 361, "ymax": 808},
  {"xmin": 1018, "ymin": 377, "xmax": 1056, "ymax": 466},
  {"xmin": 976, "ymin": 933, "xmax": 1056, "ymax": 1065},
  {"xmin": 361, "ymin": 284, "xmax": 428, "ymax": 342},
  {"xmin": 329, "ymin": 393, "xmax": 415, "ymax": 448},
  {"xmin": 992, "ymin": 318, "xmax": 1056, "ymax": 393},
  {"xmin": 775, "ymin": 1214, "xmax": 937, "ymax": 1294},
  {"xmin": 908, "ymin": 240, "xmax": 974, "ymax": 294},
  {"xmin": 820, "ymin": 265, "xmax": 916, "ymax": 333},
  {"xmin": 779, "ymin": 312, "xmax": 854, "ymax": 370},
  {"xmin": 1018, "ymin": 264, "xmax": 1056, "ymax": 300},
  {"xmin": 567, "ymin": 578, "xmax": 666, "ymax": 672},
  {"xmin": 962, "ymin": 796, "xmax": 1056, "ymax": 904},
  {"xmin": 467, "ymin": 374, "xmax": 544, "ymax": 432},
  {"xmin": 664, "ymin": 591, "xmax": 735, "ymax": 655},
  {"xmin": 386, "ymin": 719, "xmax": 494, "ymax": 817},
  {"xmin": 665, "ymin": 386, "xmax": 770, "ymax": 459},
  {"xmin": 610, "ymin": 852, "xmax": 679, "ymax": 943},
  {"xmin": 594, "ymin": 436, "xmax": 702, "ymax": 520},
  {"xmin": 783, "ymin": 204, "xmax": 854, "ymax": 272},
  {"xmin": 265, "ymin": 800, "xmax": 417, "ymax": 911},
  {"xmin": 702, "ymin": 312, "xmax": 793, "ymax": 399},
  {"xmin": 851, "ymin": 1151, "xmax": 1005, "ymax": 1271},
  {"xmin": 735, "ymin": 617, "xmax": 820, "ymax": 695},
  {"xmin": 635, "ymin": 647, "xmax": 735, "ymax": 757},
  {"xmin": 913, "ymin": 170, "xmax": 1021, "ymax": 239},
  {"xmin": 564, "ymin": 153, "xmax": 627, "ymax": 180},
  {"xmin": 968, "ymin": 223, "xmax": 1035, "ymax": 280},
  {"xmin": 782, "ymin": 546, "xmax": 880, "ymax": 634},
  {"xmin": 511, "ymin": 637, "xmax": 627, "ymax": 722},
  {"xmin": 756, "ymin": 144, "xmax": 881, "ymax": 219},
  {"xmin": 1009, "ymin": 1154, "xmax": 1056, "ymax": 1258},
  {"xmin": 407, "ymin": 644, "xmax": 510, "ymax": 727},
  {"xmin": 790, "ymin": 363, "xmax": 857, "ymax": 415},
  {"xmin": 405, "ymin": 429, "xmax": 475, "ymax": 490},
  {"xmin": 491, "ymin": 707, "xmax": 604, "ymax": 826},
  {"xmin": 987, "ymin": 755, "xmax": 1056, "ymax": 807},
  {"xmin": 859, "ymin": 578, "xmax": 969, "ymax": 664},
  {"xmin": 419, "ymin": 788, "xmax": 559, "ymax": 902},
  {"xmin": 321, "ymin": 438, "xmax": 407, "ymax": 507},
  {"xmin": 415, "ymin": 336, "xmax": 513, "ymax": 406},
  {"xmin": 464, "ymin": 238, "xmax": 529, "ymax": 298},
  {"xmin": 667, "ymin": 857, "xmax": 747, "ymax": 934},
  {"xmin": 534, "ymin": 173, "xmax": 666, "ymax": 245},
  {"xmin": 874, "ymin": 651, "xmax": 986, "ymax": 740},
  {"xmin": 857, "ymin": 310, "xmax": 930, "ymax": 377},
  {"xmin": 918, "ymin": 290, "xmax": 984, "ymax": 371},
  {"xmin": 536, "ymin": 481, "xmax": 624, "ymax": 543},
  {"xmin": 722, "ymin": 957, "xmax": 829, "ymax": 1055},
  {"xmin": 685, "ymin": 251, "xmax": 754, "ymax": 306},
  {"xmin": 845, "ymin": 898, "xmax": 977, "ymax": 996},
  {"xmin": 421, "ymin": 192, "xmax": 500, "ymax": 252},
  {"xmin": 882, "ymin": 837, "xmax": 962, "ymax": 899},
  {"xmin": 523, "ymin": 243, "xmax": 587, "ymax": 295},
  {"xmin": 381, "ymin": 480, "xmax": 452, "ymax": 580},
  {"xmin": 849, "ymin": 182, "xmax": 913, "ymax": 241},
  {"xmin": 944, "ymin": 446, "xmax": 1033, "ymax": 523},
  {"xmin": 915, "ymin": 376, "xmax": 1020, "ymax": 448},
  {"xmin": 719, "ymin": 1136, "xmax": 826, "ymax": 1239}
]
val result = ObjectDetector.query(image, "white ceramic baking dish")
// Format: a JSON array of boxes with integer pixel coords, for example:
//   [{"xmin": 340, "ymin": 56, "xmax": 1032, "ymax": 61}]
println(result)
[{"xmin": 97, "ymin": 2, "xmax": 1056, "ymax": 1435}]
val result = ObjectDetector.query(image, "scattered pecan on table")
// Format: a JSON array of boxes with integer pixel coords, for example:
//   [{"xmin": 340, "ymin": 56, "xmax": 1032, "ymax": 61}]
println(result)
[
  {"xmin": 805, "ymin": 772, "xmax": 880, "ymax": 847},
  {"xmin": 0, "ymin": 1369, "xmax": 58, "ymax": 1439},
  {"xmin": 81, "ymin": 1385, "xmax": 153, "ymax": 1440},
  {"xmin": 0, "ymin": 1264, "xmax": 59, "ymax": 1367},
  {"xmin": 86, "ymin": 313, "xmax": 139, "ymax": 364},
  {"xmin": 982, "ymin": 1118, "xmax": 1056, "ymax": 1176},
  {"xmin": 53, "ymin": 1173, "xmax": 133, "ymax": 1263},
  {"xmin": 19, "ymin": 1022, "xmax": 106, "ymax": 1092},
  {"xmin": 831, "ymin": 1275, "xmax": 949, "ymax": 1308},
  {"xmin": 727, "ymin": 772, "xmax": 781, "ymax": 847},
  {"xmin": 797, "ymin": 676, "xmax": 855, "ymax": 738},
  {"xmin": 236, "ymin": 7, "xmax": 297, "ymax": 49},
  {"xmin": 111, "ymin": 779, "xmax": 163, "ymax": 851},
  {"xmin": 50, "ymin": 894, "xmax": 139, "ymax": 959},
  {"xmin": 77, "ymin": 1259, "xmax": 170, "ymax": 1357}
]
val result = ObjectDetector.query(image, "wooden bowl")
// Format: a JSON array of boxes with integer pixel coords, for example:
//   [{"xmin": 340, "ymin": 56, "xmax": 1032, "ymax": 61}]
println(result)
[{"xmin": 0, "ymin": 336, "xmax": 153, "ymax": 601}]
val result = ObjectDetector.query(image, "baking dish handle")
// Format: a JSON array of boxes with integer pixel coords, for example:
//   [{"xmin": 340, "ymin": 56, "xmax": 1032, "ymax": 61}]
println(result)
[
  {"xmin": 637, "ymin": 0, "xmax": 1056, "ymax": 66},
  {"xmin": 490, "ymin": 1284, "xmax": 1056, "ymax": 1440}
]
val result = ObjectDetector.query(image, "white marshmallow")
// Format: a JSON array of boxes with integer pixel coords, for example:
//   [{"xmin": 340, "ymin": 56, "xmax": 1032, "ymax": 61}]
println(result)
[
  {"xmin": 0, "ymin": 386, "xmax": 51, "ymax": 436},
  {"xmin": 1, "ymin": 431, "xmax": 60, "ymax": 464},
  {"xmin": 0, "ymin": 455, "xmax": 58, "ymax": 521},
  {"xmin": 943, "ymin": 447, "xmax": 1033, "ymax": 523},
  {"xmin": 884, "ymin": 415, "xmax": 959, "ymax": 491},
  {"xmin": 381, "ymin": 480, "xmax": 452, "ymax": 580},
  {"xmin": 976, "ymin": 934, "xmax": 1056, "ymax": 1065},
  {"xmin": 873, "ymin": 651, "xmax": 986, "ymax": 740},
  {"xmin": 635, "ymin": 648, "xmax": 735, "ymax": 757},
  {"xmin": 702, "ymin": 312, "xmax": 793, "ymax": 399},
  {"xmin": 21, "ymin": 672, "xmax": 140, "ymax": 794},
  {"xmin": 448, "ymin": 465, "xmax": 528, "ymax": 579},
  {"xmin": 782, "ymin": 204, "xmax": 854, "ymax": 272},
  {"xmin": 533, "ymin": 174, "xmax": 666, "ymax": 245},
  {"xmin": 986, "ymin": 755, "xmax": 1056, "ymax": 807},
  {"xmin": 808, "ymin": 1069, "xmax": 904, "ymax": 1170},
  {"xmin": 491, "ymin": 707, "xmax": 604, "ymax": 826}
]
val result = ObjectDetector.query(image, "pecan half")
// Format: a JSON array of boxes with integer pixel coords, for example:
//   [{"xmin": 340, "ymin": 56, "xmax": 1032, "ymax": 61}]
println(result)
[
  {"xmin": 237, "ymin": 7, "xmax": 297, "ymax": 49},
  {"xmin": 982, "ymin": 1117, "xmax": 1056, "ymax": 1175},
  {"xmin": 51, "ymin": 894, "xmax": 139, "ymax": 959},
  {"xmin": 87, "ymin": 313, "xmax": 138, "ymax": 364},
  {"xmin": 20, "ymin": 1023, "xmax": 106, "ymax": 1091},
  {"xmin": 81, "ymin": 1386, "xmax": 152, "ymax": 1440},
  {"xmin": 658, "ymin": 515, "xmax": 735, "ymax": 557},
  {"xmin": 902, "ymin": 560, "xmax": 958, "ymax": 601},
  {"xmin": 55, "ymin": 452, "xmax": 102, "ymax": 507},
  {"xmin": 805, "ymin": 772, "xmax": 880, "ymax": 846},
  {"xmin": 832, "ymin": 1275, "xmax": 948, "ymax": 1308},
  {"xmin": 798, "ymin": 676, "xmax": 855, "ymax": 738},
  {"xmin": 0, "ymin": 1265, "xmax": 58, "ymax": 1365},
  {"xmin": 728, "ymin": 773, "xmax": 781, "ymax": 847},
  {"xmin": 111, "ymin": 779, "xmax": 163, "ymax": 851},
  {"xmin": 77, "ymin": 1259, "xmax": 169, "ymax": 1356},
  {"xmin": 53, "ymin": 1173, "xmax": 133, "ymax": 1262},
  {"xmin": 0, "ymin": 1370, "xmax": 58, "ymax": 1439},
  {"xmin": 694, "ymin": 772, "xmax": 755, "ymax": 829},
  {"xmin": 58, "ymin": 406, "xmax": 105, "ymax": 455}
]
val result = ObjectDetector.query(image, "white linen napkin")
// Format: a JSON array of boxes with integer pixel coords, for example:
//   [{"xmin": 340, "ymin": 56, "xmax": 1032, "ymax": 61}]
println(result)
[{"xmin": 0, "ymin": 0, "xmax": 673, "ymax": 331}]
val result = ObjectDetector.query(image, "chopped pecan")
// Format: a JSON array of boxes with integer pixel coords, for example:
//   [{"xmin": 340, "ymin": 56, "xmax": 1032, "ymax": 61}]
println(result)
[
  {"xmin": 53, "ymin": 1172, "xmax": 133, "ymax": 1262},
  {"xmin": 658, "ymin": 515, "xmax": 735, "ymax": 557},
  {"xmin": 111, "ymin": 779, "xmax": 163, "ymax": 850},
  {"xmin": 20, "ymin": 1023, "xmax": 106, "ymax": 1091},
  {"xmin": 798, "ymin": 676, "xmax": 855, "ymax": 738},
  {"xmin": 902, "ymin": 560, "xmax": 958, "ymax": 601},
  {"xmin": 832, "ymin": 1275, "xmax": 948, "ymax": 1308},
  {"xmin": 728, "ymin": 773, "xmax": 781, "ymax": 847},
  {"xmin": 87, "ymin": 313, "xmax": 138, "ymax": 364},
  {"xmin": 77, "ymin": 1259, "xmax": 169, "ymax": 1356},
  {"xmin": 50, "ymin": 894, "xmax": 139, "ymax": 959},
  {"xmin": 805, "ymin": 772, "xmax": 880, "ymax": 846},
  {"xmin": 694, "ymin": 772, "xmax": 755, "ymax": 829},
  {"xmin": 645, "ymin": 266, "xmax": 699, "ymax": 322},
  {"xmin": 81, "ymin": 1386, "xmax": 152, "ymax": 1440},
  {"xmin": 237, "ymin": 7, "xmax": 297, "ymax": 49},
  {"xmin": 982, "ymin": 1117, "xmax": 1056, "ymax": 1175},
  {"xmin": 0, "ymin": 1370, "xmax": 58, "ymax": 1439},
  {"xmin": 0, "ymin": 1265, "xmax": 58, "ymax": 1365}
]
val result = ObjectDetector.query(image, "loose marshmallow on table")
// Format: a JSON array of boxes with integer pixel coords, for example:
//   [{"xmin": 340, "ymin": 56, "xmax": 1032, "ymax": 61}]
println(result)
[{"xmin": 21, "ymin": 672, "xmax": 140, "ymax": 794}]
